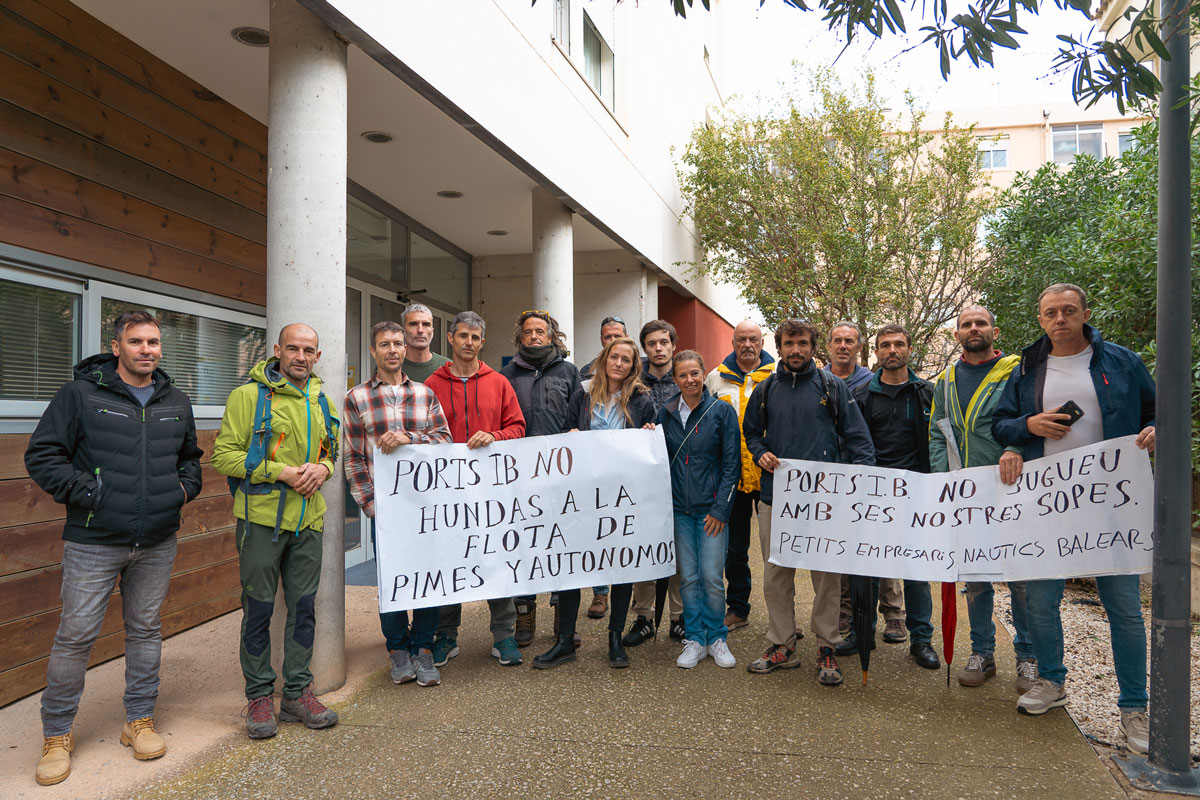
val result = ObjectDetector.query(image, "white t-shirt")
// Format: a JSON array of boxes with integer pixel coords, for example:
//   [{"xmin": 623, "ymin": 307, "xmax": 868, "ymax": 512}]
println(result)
[{"xmin": 1041, "ymin": 346, "xmax": 1104, "ymax": 455}]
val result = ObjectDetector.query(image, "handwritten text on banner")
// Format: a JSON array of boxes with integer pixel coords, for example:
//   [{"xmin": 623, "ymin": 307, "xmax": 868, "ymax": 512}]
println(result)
[
  {"xmin": 374, "ymin": 429, "xmax": 674, "ymax": 612},
  {"xmin": 768, "ymin": 435, "xmax": 1153, "ymax": 582}
]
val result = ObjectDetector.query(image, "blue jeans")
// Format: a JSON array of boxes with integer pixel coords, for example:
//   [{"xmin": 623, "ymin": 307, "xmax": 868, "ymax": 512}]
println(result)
[
  {"xmin": 372, "ymin": 522, "xmax": 437, "ymax": 653},
  {"xmin": 1025, "ymin": 575, "xmax": 1147, "ymax": 709},
  {"xmin": 903, "ymin": 580, "xmax": 934, "ymax": 643},
  {"xmin": 965, "ymin": 581, "xmax": 1034, "ymax": 660},
  {"xmin": 42, "ymin": 537, "xmax": 177, "ymax": 736},
  {"xmin": 675, "ymin": 512, "xmax": 728, "ymax": 646}
]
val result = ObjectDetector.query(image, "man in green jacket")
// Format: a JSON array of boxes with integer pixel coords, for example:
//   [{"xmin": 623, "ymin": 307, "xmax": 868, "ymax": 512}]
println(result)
[
  {"xmin": 213, "ymin": 323, "xmax": 340, "ymax": 739},
  {"xmin": 929, "ymin": 305, "xmax": 1035, "ymax": 692}
]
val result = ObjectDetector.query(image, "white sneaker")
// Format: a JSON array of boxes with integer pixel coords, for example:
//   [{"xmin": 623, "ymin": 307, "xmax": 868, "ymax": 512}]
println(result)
[
  {"xmin": 708, "ymin": 639, "xmax": 736, "ymax": 668},
  {"xmin": 676, "ymin": 639, "xmax": 707, "ymax": 669}
]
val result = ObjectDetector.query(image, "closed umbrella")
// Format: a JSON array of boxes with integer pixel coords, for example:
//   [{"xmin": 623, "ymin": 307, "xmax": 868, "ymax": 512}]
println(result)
[
  {"xmin": 941, "ymin": 581, "xmax": 958, "ymax": 686},
  {"xmin": 849, "ymin": 574, "xmax": 876, "ymax": 685}
]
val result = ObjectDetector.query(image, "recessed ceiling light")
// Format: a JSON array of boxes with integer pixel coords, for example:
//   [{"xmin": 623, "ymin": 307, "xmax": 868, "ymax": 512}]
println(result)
[
  {"xmin": 231, "ymin": 27, "xmax": 269, "ymax": 47},
  {"xmin": 361, "ymin": 131, "xmax": 394, "ymax": 144},
  {"xmin": 436, "ymin": 190, "xmax": 464, "ymax": 199},
  {"xmin": 487, "ymin": 229, "xmax": 508, "ymax": 236}
]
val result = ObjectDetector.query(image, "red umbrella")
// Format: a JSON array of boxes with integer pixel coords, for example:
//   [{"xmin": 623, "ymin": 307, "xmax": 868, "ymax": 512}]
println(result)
[{"xmin": 940, "ymin": 582, "xmax": 958, "ymax": 686}]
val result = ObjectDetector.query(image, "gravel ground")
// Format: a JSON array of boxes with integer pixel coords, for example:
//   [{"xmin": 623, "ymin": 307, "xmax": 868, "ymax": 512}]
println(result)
[{"xmin": 992, "ymin": 580, "xmax": 1200, "ymax": 760}]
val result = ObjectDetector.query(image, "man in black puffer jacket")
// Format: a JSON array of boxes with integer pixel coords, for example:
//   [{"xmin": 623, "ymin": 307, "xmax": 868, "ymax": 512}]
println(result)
[{"xmin": 25, "ymin": 310, "xmax": 202, "ymax": 786}]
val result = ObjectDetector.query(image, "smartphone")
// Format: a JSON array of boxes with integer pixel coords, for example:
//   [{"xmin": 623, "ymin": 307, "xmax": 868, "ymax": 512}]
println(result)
[{"xmin": 1054, "ymin": 400, "xmax": 1084, "ymax": 426}]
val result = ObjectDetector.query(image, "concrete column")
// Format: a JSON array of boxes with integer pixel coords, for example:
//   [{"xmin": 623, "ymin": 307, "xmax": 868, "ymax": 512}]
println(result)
[
  {"xmin": 267, "ymin": 0, "xmax": 348, "ymax": 694},
  {"xmin": 639, "ymin": 266, "xmax": 659, "ymax": 329},
  {"xmin": 531, "ymin": 187, "xmax": 574, "ymax": 356}
]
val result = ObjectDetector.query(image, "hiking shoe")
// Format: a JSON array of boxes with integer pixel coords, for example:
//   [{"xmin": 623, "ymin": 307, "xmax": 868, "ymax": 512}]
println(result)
[
  {"xmin": 390, "ymin": 649, "xmax": 416, "ymax": 684},
  {"xmin": 244, "ymin": 696, "xmax": 277, "ymax": 740},
  {"xmin": 676, "ymin": 639, "xmax": 707, "ymax": 669},
  {"xmin": 514, "ymin": 600, "xmax": 536, "ymax": 648},
  {"xmin": 492, "ymin": 636, "xmax": 523, "ymax": 666},
  {"xmin": 587, "ymin": 593, "xmax": 609, "ymax": 619},
  {"xmin": 723, "ymin": 612, "xmax": 749, "ymax": 631},
  {"xmin": 120, "ymin": 717, "xmax": 166, "ymax": 760},
  {"xmin": 279, "ymin": 685, "xmax": 338, "ymax": 729},
  {"xmin": 748, "ymin": 643, "xmax": 800, "ymax": 673},
  {"xmin": 835, "ymin": 630, "xmax": 876, "ymax": 656},
  {"xmin": 817, "ymin": 647, "xmax": 843, "ymax": 686},
  {"xmin": 35, "ymin": 733, "xmax": 73, "ymax": 786},
  {"xmin": 414, "ymin": 649, "xmax": 441, "ymax": 687},
  {"xmin": 1120, "ymin": 710, "xmax": 1149, "ymax": 754},
  {"xmin": 882, "ymin": 619, "xmax": 908, "ymax": 643},
  {"xmin": 1015, "ymin": 658, "xmax": 1038, "ymax": 695},
  {"xmin": 957, "ymin": 653, "xmax": 997, "ymax": 687},
  {"xmin": 669, "ymin": 618, "xmax": 685, "ymax": 641},
  {"xmin": 622, "ymin": 616, "xmax": 655, "ymax": 647},
  {"xmin": 709, "ymin": 639, "xmax": 736, "ymax": 669},
  {"xmin": 1017, "ymin": 678, "xmax": 1068, "ymax": 716},
  {"xmin": 432, "ymin": 636, "xmax": 459, "ymax": 667}
]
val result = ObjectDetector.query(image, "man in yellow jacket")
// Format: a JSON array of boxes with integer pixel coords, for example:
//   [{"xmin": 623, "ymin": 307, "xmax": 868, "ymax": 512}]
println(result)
[
  {"xmin": 704, "ymin": 320, "xmax": 775, "ymax": 631},
  {"xmin": 213, "ymin": 323, "xmax": 339, "ymax": 740}
]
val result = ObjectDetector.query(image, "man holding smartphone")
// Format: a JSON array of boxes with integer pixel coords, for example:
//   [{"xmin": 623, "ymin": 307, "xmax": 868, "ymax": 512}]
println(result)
[{"xmin": 992, "ymin": 283, "xmax": 1156, "ymax": 754}]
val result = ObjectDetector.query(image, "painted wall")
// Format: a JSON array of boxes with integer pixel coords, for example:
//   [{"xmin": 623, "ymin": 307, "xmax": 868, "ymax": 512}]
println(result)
[{"xmin": 658, "ymin": 285, "xmax": 735, "ymax": 376}]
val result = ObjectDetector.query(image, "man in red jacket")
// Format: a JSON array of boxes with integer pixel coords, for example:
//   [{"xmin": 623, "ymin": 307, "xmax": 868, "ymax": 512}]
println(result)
[{"xmin": 425, "ymin": 311, "xmax": 527, "ymax": 667}]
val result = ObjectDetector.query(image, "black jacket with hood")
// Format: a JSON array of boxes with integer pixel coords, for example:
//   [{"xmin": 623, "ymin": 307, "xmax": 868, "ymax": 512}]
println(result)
[{"xmin": 24, "ymin": 354, "xmax": 203, "ymax": 546}]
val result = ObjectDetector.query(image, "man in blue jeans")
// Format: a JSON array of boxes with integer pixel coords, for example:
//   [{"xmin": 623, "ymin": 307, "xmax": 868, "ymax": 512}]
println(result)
[
  {"xmin": 343, "ymin": 321, "xmax": 452, "ymax": 687},
  {"xmin": 929, "ymin": 304, "xmax": 1038, "ymax": 693},
  {"xmin": 992, "ymin": 283, "xmax": 1155, "ymax": 754},
  {"xmin": 24, "ymin": 310, "xmax": 203, "ymax": 786}
]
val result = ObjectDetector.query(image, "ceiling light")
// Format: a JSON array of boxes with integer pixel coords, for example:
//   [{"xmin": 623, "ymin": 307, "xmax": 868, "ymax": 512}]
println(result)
[
  {"xmin": 487, "ymin": 230, "xmax": 508, "ymax": 236},
  {"xmin": 436, "ymin": 190, "xmax": 464, "ymax": 199},
  {"xmin": 361, "ymin": 131, "xmax": 394, "ymax": 144},
  {"xmin": 231, "ymin": 27, "xmax": 270, "ymax": 47}
]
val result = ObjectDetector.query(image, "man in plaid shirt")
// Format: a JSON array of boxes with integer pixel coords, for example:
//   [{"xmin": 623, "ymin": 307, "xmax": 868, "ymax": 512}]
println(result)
[{"xmin": 343, "ymin": 321, "xmax": 452, "ymax": 687}]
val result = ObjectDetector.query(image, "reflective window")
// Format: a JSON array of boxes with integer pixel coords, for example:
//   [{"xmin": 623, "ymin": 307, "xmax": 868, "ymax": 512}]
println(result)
[
  {"xmin": 1052, "ymin": 123, "xmax": 1103, "ymax": 164},
  {"xmin": 0, "ymin": 278, "xmax": 80, "ymax": 401},
  {"xmin": 410, "ymin": 233, "xmax": 469, "ymax": 311},
  {"xmin": 348, "ymin": 194, "xmax": 408, "ymax": 286}
]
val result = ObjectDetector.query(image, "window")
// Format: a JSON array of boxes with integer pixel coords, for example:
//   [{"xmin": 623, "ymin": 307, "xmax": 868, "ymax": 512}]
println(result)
[
  {"xmin": 553, "ymin": 0, "xmax": 570, "ymax": 50},
  {"xmin": 1052, "ymin": 123, "xmax": 1103, "ymax": 164},
  {"xmin": 348, "ymin": 194, "xmax": 408, "ymax": 287},
  {"xmin": 410, "ymin": 233, "xmax": 470, "ymax": 311},
  {"xmin": 582, "ymin": 10, "xmax": 615, "ymax": 108},
  {"xmin": 977, "ymin": 135, "xmax": 1009, "ymax": 169},
  {"xmin": 1118, "ymin": 131, "xmax": 1136, "ymax": 155},
  {"xmin": 99, "ymin": 297, "xmax": 265, "ymax": 408},
  {"xmin": 0, "ymin": 274, "xmax": 80, "ymax": 403}
]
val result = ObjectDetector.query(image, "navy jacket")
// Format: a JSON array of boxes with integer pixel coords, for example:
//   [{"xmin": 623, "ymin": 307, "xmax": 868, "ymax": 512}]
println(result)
[
  {"xmin": 742, "ymin": 359, "xmax": 875, "ymax": 505},
  {"xmin": 658, "ymin": 390, "xmax": 740, "ymax": 521},
  {"xmin": 24, "ymin": 354, "xmax": 203, "ymax": 546},
  {"xmin": 991, "ymin": 325, "xmax": 1155, "ymax": 458}
]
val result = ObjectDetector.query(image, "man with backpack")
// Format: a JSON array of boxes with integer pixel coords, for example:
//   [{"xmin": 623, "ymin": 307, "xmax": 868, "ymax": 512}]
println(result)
[
  {"xmin": 213, "ymin": 323, "xmax": 340, "ymax": 739},
  {"xmin": 742, "ymin": 319, "xmax": 874, "ymax": 685}
]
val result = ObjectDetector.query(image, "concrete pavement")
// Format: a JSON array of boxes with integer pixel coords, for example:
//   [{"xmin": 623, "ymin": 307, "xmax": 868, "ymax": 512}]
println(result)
[{"xmin": 1, "ymin": 566, "xmax": 1124, "ymax": 800}]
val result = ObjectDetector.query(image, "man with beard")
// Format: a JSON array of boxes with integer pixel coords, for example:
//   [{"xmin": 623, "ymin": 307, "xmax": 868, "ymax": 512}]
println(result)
[
  {"xmin": 500, "ymin": 310, "xmax": 585, "ymax": 645},
  {"xmin": 928, "ymin": 305, "xmax": 1037, "ymax": 693},
  {"xmin": 743, "ymin": 320, "xmax": 874, "ymax": 685},
  {"xmin": 849, "ymin": 325, "xmax": 939, "ymax": 670}
]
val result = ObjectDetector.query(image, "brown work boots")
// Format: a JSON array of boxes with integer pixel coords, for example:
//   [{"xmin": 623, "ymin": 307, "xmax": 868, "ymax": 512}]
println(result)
[{"xmin": 37, "ymin": 717, "xmax": 165, "ymax": 786}]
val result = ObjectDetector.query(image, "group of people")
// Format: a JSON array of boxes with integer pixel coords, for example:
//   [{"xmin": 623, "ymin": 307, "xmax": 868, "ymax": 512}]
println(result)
[{"xmin": 22, "ymin": 281, "xmax": 1157, "ymax": 786}]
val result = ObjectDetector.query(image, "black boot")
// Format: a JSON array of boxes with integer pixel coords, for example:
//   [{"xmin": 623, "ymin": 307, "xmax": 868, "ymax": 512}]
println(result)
[
  {"xmin": 608, "ymin": 631, "xmax": 630, "ymax": 669},
  {"xmin": 553, "ymin": 605, "xmax": 582, "ymax": 648},
  {"xmin": 532, "ymin": 634, "xmax": 577, "ymax": 669}
]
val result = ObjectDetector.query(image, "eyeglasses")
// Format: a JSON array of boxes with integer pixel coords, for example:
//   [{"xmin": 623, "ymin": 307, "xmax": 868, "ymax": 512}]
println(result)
[
  {"xmin": 521, "ymin": 310, "xmax": 550, "ymax": 317},
  {"xmin": 601, "ymin": 316, "xmax": 625, "ymax": 327}
]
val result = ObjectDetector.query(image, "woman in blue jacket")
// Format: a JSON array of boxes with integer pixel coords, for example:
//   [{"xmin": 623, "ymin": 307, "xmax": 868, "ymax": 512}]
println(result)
[
  {"xmin": 532, "ymin": 336, "xmax": 656, "ymax": 670},
  {"xmin": 659, "ymin": 351, "xmax": 741, "ymax": 669}
]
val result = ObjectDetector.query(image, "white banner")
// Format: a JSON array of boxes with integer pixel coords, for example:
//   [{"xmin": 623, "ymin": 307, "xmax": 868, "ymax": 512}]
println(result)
[
  {"xmin": 374, "ymin": 429, "xmax": 674, "ymax": 611},
  {"xmin": 768, "ymin": 435, "xmax": 1153, "ymax": 582}
]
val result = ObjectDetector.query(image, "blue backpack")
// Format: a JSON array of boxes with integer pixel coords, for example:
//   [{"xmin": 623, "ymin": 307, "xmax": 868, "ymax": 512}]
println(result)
[{"xmin": 227, "ymin": 382, "xmax": 339, "ymax": 541}]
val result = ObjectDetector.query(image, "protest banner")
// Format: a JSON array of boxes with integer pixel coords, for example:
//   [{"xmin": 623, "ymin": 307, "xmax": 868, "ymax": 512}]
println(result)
[
  {"xmin": 768, "ymin": 435, "xmax": 1153, "ymax": 582},
  {"xmin": 374, "ymin": 428, "xmax": 674, "ymax": 612}
]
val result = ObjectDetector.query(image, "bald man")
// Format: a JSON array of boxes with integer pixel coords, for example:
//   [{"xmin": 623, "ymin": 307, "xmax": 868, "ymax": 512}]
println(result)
[
  {"xmin": 214, "ymin": 323, "xmax": 341, "ymax": 739},
  {"xmin": 705, "ymin": 321, "xmax": 777, "ymax": 631}
]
